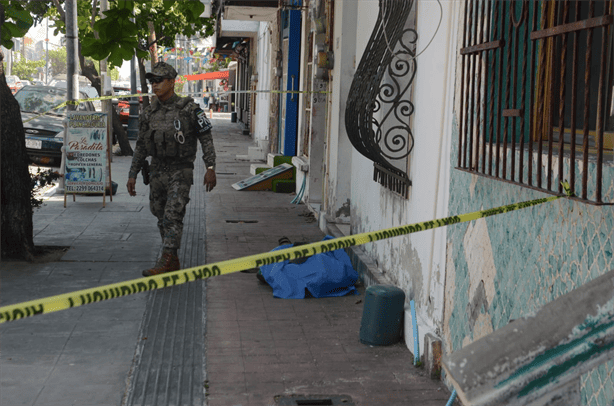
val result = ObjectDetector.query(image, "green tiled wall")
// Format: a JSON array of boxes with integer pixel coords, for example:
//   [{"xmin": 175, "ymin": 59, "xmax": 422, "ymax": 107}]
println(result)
[{"xmin": 447, "ymin": 120, "xmax": 614, "ymax": 405}]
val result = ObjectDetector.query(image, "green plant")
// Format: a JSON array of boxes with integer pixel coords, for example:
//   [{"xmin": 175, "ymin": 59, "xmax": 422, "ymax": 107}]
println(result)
[
  {"xmin": 0, "ymin": 0, "xmax": 34, "ymax": 49},
  {"xmin": 109, "ymin": 66, "xmax": 120, "ymax": 81},
  {"xmin": 205, "ymin": 54, "xmax": 232, "ymax": 72},
  {"xmin": 12, "ymin": 58, "xmax": 44, "ymax": 81},
  {"xmin": 30, "ymin": 168, "xmax": 60, "ymax": 208},
  {"xmin": 47, "ymin": 47, "xmax": 68, "ymax": 76}
]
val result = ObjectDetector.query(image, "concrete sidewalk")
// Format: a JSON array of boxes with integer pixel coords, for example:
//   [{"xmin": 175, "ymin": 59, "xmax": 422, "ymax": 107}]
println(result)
[
  {"xmin": 1, "ymin": 132, "xmax": 160, "ymax": 405},
  {"xmin": 204, "ymin": 123, "xmax": 452, "ymax": 405},
  {"xmin": 0, "ymin": 116, "xmax": 452, "ymax": 406}
]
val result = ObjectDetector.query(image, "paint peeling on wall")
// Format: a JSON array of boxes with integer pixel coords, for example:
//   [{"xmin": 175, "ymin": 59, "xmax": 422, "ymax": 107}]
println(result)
[{"xmin": 446, "ymin": 125, "xmax": 614, "ymax": 405}]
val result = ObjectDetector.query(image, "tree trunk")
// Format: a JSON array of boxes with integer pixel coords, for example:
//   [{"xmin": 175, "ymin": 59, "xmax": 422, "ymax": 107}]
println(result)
[
  {"xmin": 147, "ymin": 21, "xmax": 158, "ymax": 65},
  {"xmin": 139, "ymin": 21, "xmax": 158, "ymax": 111},
  {"xmin": 113, "ymin": 113, "xmax": 134, "ymax": 153},
  {"xmin": 138, "ymin": 57, "xmax": 150, "ymax": 110},
  {"xmin": 0, "ymin": 49, "xmax": 35, "ymax": 261}
]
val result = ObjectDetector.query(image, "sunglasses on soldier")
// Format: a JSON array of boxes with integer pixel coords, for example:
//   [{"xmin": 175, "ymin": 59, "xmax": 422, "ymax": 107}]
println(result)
[{"xmin": 148, "ymin": 77, "xmax": 166, "ymax": 84}]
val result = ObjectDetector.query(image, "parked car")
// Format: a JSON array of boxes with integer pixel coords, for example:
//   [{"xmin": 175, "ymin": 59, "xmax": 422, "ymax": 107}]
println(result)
[
  {"xmin": 6, "ymin": 75, "xmax": 23, "ymax": 94},
  {"xmin": 15, "ymin": 85, "xmax": 96, "ymax": 167},
  {"xmin": 20, "ymin": 80, "xmax": 32, "ymax": 87},
  {"xmin": 80, "ymin": 85, "xmax": 102, "ymax": 112},
  {"xmin": 51, "ymin": 80, "xmax": 102, "ymax": 112},
  {"xmin": 31, "ymin": 80, "xmax": 45, "ymax": 86}
]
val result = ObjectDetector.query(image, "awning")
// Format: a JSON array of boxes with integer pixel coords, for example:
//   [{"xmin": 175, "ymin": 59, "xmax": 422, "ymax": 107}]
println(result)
[{"xmin": 182, "ymin": 71, "xmax": 229, "ymax": 81}]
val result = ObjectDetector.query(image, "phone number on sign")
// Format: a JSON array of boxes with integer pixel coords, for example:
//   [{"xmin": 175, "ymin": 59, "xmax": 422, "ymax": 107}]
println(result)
[{"xmin": 66, "ymin": 185, "xmax": 104, "ymax": 192}]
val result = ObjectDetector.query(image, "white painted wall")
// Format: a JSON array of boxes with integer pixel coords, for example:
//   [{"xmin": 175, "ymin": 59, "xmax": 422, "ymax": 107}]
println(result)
[
  {"xmin": 327, "ymin": 0, "xmax": 460, "ymax": 352},
  {"xmin": 220, "ymin": 20, "xmax": 260, "ymax": 37},
  {"xmin": 254, "ymin": 22, "xmax": 271, "ymax": 146},
  {"xmin": 323, "ymin": 0, "xmax": 356, "ymax": 225}
]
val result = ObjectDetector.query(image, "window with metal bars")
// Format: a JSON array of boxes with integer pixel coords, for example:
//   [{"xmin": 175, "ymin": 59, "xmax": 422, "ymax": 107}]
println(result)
[
  {"xmin": 457, "ymin": 0, "xmax": 614, "ymax": 205},
  {"xmin": 345, "ymin": 0, "xmax": 416, "ymax": 198}
]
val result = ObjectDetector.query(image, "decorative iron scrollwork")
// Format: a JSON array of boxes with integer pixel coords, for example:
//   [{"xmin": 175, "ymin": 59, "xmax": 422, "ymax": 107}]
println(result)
[{"xmin": 345, "ymin": 0, "xmax": 416, "ymax": 198}]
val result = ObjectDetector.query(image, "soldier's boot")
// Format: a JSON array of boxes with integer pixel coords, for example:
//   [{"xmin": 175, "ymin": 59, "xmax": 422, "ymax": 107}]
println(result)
[{"xmin": 142, "ymin": 252, "xmax": 181, "ymax": 277}]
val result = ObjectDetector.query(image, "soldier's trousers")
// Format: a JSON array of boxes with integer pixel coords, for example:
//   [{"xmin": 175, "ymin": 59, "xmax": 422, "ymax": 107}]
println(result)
[{"xmin": 149, "ymin": 167, "xmax": 193, "ymax": 250}]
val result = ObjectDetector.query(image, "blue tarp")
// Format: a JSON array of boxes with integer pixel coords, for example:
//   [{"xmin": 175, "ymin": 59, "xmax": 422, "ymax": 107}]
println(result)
[{"xmin": 259, "ymin": 236, "xmax": 360, "ymax": 299}]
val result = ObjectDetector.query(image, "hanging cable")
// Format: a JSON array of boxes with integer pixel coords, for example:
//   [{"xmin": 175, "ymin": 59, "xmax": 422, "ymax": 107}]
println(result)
[
  {"xmin": 291, "ymin": 174, "xmax": 306, "ymax": 205},
  {"xmin": 381, "ymin": 0, "xmax": 443, "ymax": 62}
]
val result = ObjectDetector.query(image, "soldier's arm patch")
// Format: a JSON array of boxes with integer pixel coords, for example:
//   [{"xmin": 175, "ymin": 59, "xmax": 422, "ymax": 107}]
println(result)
[{"xmin": 195, "ymin": 108, "xmax": 213, "ymax": 133}]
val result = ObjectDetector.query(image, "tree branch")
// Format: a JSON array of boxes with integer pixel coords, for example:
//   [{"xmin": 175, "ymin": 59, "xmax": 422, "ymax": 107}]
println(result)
[
  {"xmin": 52, "ymin": 0, "xmax": 66, "ymax": 22},
  {"xmin": 91, "ymin": 0, "xmax": 99, "ymax": 39},
  {"xmin": 146, "ymin": 35, "xmax": 166, "ymax": 50}
]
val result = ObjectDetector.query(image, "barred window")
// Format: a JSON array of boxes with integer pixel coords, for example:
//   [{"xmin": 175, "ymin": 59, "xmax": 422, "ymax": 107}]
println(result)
[
  {"xmin": 457, "ymin": 0, "xmax": 614, "ymax": 205},
  {"xmin": 346, "ymin": 0, "xmax": 417, "ymax": 198}
]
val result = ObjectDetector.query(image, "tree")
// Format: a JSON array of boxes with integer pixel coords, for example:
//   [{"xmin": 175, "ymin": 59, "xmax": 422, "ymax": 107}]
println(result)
[
  {"xmin": 4, "ymin": 1, "xmax": 216, "ymax": 99},
  {"xmin": 80, "ymin": 0, "xmax": 216, "ymax": 108},
  {"xmin": 0, "ymin": 0, "xmax": 33, "ymax": 49},
  {"xmin": 48, "ymin": 47, "xmax": 67, "ymax": 76},
  {"xmin": 12, "ymin": 57, "xmax": 44, "ymax": 80},
  {"xmin": 48, "ymin": 0, "xmax": 133, "ymax": 155},
  {"xmin": 41, "ymin": 0, "xmax": 216, "ymax": 153},
  {"xmin": 0, "ymin": 1, "xmax": 36, "ymax": 260},
  {"xmin": 0, "ymin": 0, "xmax": 217, "ymax": 259},
  {"xmin": 109, "ymin": 65, "xmax": 119, "ymax": 81}
]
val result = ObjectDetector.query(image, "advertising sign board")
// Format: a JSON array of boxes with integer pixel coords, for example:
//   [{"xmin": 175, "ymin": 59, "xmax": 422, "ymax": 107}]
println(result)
[{"xmin": 65, "ymin": 112, "xmax": 108, "ymax": 194}]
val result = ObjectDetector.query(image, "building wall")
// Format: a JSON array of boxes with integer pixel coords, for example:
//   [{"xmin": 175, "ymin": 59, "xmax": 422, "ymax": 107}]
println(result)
[
  {"xmin": 443, "ymin": 4, "xmax": 614, "ymax": 405},
  {"xmin": 294, "ymin": 1, "xmax": 328, "ymax": 208},
  {"xmin": 268, "ymin": 13, "xmax": 281, "ymax": 153},
  {"xmin": 322, "ymin": 0, "xmax": 458, "ymax": 353},
  {"xmin": 248, "ymin": 38, "xmax": 258, "ymax": 135},
  {"xmin": 444, "ymin": 159, "xmax": 614, "ymax": 405},
  {"xmin": 323, "ymin": 0, "xmax": 356, "ymax": 225},
  {"xmin": 254, "ymin": 22, "xmax": 271, "ymax": 145}
]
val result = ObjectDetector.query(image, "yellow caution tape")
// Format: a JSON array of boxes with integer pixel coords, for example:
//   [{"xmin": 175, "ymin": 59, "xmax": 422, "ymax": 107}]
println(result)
[
  {"xmin": 22, "ymin": 90, "xmax": 327, "ymax": 124},
  {"xmin": 0, "ymin": 183, "xmax": 573, "ymax": 324},
  {"xmin": 190, "ymin": 90, "xmax": 330, "ymax": 95},
  {"xmin": 22, "ymin": 93, "xmax": 146, "ymax": 124}
]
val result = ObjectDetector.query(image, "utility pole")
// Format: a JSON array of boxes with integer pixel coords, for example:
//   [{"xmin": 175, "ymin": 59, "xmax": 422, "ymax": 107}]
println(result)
[
  {"xmin": 65, "ymin": 0, "xmax": 78, "ymax": 108},
  {"xmin": 127, "ymin": 14, "xmax": 139, "ymax": 140},
  {"xmin": 127, "ymin": 52, "xmax": 138, "ymax": 139},
  {"xmin": 5, "ymin": 46, "xmax": 11, "ymax": 75},
  {"xmin": 61, "ymin": 0, "xmax": 78, "ymax": 194},
  {"xmin": 187, "ymin": 36, "xmax": 192, "ymax": 95},
  {"xmin": 100, "ymin": 0, "xmax": 113, "ymax": 162},
  {"xmin": 45, "ymin": 17, "xmax": 49, "ymax": 83}
]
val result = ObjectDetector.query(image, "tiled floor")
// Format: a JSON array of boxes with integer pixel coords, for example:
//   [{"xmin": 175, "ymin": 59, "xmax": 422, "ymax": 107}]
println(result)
[{"xmin": 204, "ymin": 119, "xmax": 452, "ymax": 406}]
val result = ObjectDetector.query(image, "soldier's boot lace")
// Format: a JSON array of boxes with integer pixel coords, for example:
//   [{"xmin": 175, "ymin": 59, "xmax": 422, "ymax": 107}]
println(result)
[{"xmin": 142, "ymin": 253, "xmax": 181, "ymax": 277}]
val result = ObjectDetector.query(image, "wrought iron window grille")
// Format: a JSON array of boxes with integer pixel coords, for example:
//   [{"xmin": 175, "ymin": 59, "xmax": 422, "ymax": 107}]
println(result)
[
  {"xmin": 345, "ymin": 0, "xmax": 417, "ymax": 199},
  {"xmin": 457, "ymin": 0, "xmax": 614, "ymax": 205}
]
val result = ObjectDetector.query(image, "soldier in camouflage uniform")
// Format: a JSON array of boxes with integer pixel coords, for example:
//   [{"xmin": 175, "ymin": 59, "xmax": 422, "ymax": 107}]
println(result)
[{"xmin": 127, "ymin": 62, "xmax": 216, "ymax": 277}]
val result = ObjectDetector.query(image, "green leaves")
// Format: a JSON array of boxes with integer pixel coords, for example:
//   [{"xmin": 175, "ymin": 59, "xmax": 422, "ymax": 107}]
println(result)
[
  {"xmin": 81, "ymin": 36, "xmax": 112, "ymax": 60},
  {"xmin": 12, "ymin": 58, "xmax": 45, "ymax": 81},
  {"xmin": 2, "ymin": 0, "xmax": 216, "ymax": 69},
  {"xmin": 180, "ymin": 0, "xmax": 205, "ymax": 21},
  {"xmin": 1, "ymin": 0, "xmax": 34, "ymax": 49},
  {"xmin": 48, "ymin": 47, "xmax": 68, "ymax": 76},
  {"xmin": 80, "ymin": 6, "xmax": 142, "ymax": 66}
]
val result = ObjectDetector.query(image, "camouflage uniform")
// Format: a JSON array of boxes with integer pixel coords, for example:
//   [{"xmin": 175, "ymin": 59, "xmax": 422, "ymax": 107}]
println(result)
[{"xmin": 129, "ymin": 65, "xmax": 215, "ymax": 252}]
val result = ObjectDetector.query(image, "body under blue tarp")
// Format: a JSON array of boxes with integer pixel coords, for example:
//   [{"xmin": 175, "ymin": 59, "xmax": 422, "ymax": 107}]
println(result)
[{"xmin": 259, "ymin": 236, "xmax": 359, "ymax": 299}]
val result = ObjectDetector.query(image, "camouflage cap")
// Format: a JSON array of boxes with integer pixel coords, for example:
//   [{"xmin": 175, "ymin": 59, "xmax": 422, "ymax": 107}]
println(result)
[{"xmin": 145, "ymin": 62, "xmax": 178, "ymax": 79}]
